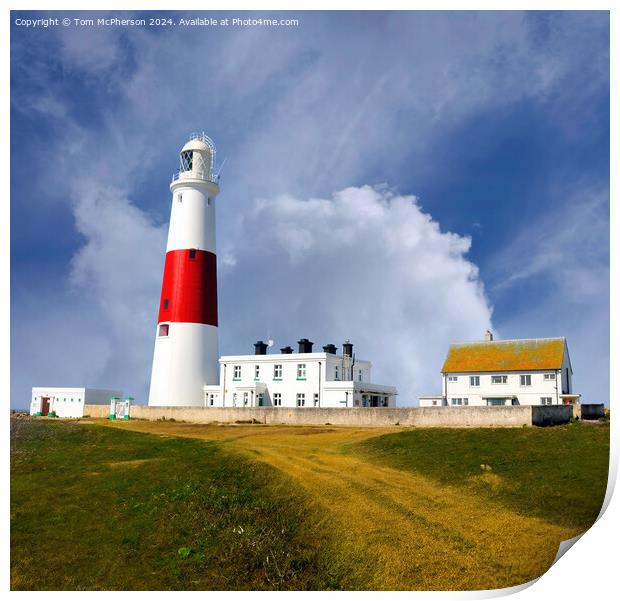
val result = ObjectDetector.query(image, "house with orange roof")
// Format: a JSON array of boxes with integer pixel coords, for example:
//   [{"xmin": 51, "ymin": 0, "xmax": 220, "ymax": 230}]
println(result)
[{"xmin": 419, "ymin": 331, "xmax": 580, "ymax": 407}]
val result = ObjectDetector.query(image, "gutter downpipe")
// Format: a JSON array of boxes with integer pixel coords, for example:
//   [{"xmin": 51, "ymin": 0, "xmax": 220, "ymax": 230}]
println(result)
[
  {"xmin": 318, "ymin": 361, "xmax": 322, "ymax": 408},
  {"xmin": 222, "ymin": 363, "xmax": 227, "ymax": 407}
]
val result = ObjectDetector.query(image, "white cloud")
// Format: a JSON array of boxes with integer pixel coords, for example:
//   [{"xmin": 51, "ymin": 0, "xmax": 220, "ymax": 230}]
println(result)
[
  {"xmin": 66, "ymin": 180, "xmax": 168, "ymax": 398},
  {"xmin": 220, "ymin": 185, "xmax": 493, "ymax": 404}
]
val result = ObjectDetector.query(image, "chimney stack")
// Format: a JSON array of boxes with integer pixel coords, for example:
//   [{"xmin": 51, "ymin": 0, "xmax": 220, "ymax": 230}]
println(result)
[
  {"xmin": 322, "ymin": 343, "xmax": 338, "ymax": 355},
  {"xmin": 342, "ymin": 340, "xmax": 353, "ymax": 357},
  {"xmin": 297, "ymin": 338, "xmax": 314, "ymax": 353},
  {"xmin": 254, "ymin": 340, "xmax": 268, "ymax": 355},
  {"xmin": 484, "ymin": 330, "xmax": 494, "ymax": 342},
  {"xmin": 280, "ymin": 346, "xmax": 293, "ymax": 354}
]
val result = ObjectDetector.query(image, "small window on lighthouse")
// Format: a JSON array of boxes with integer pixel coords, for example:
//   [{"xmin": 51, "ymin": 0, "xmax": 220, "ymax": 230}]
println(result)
[
  {"xmin": 180, "ymin": 151, "xmax": 193, "ymax": 172},
  {"xmin": 163, "ymin": 299, "xmax": 169, "ymax": 310},
  {"xmin": 158, "ymin": 324, "xmax": 169, "ymax": 337},
  {"xmin": 189, "ymin": 248, "xmax": 197, "ymax": 260}
]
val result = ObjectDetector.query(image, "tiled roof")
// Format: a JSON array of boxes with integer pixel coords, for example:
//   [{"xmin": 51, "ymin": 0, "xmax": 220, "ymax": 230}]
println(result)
[{"xmin": 441, "ymin": 338, "xmax": 566, "ymax": 373}]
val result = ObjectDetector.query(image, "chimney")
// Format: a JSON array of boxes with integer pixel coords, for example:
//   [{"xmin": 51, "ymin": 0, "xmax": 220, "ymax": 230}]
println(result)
[
  {"xmin": 254, "ymin": 340, "xmax": 268, "ymax": 355},
  {"xmin": 322, "ymin": 343, "xmax": 338, "ymax": 355},
  {"xmin": 297, "ymin": 338, "xmax": 314, "ymax": 353},
  {"xmin": 342, "ymin": 340, "xmax": 353, "ymax": 357},
  {"xmin": 484, "ymin": 330, "xmax": 494, "ymax": 342},
  {"xmin": 280, "ymin": 345, "xmax": 293, "ymax": 354}
]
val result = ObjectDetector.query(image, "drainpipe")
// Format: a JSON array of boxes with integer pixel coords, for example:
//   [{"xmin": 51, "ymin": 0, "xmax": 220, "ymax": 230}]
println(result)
[
  {"xmin": 556, "ymin": 369, "xmax": 560, "ymax": 405},
  {"xmin": 318, "ymin": 361, "xmax": 322, "ymax": 407},
  {"xmin": 222, "ymin": 363, "xmax": 227, "ymax": 407},
  {"xmin": 442, "ymin": 373, "xmax": 447, "ymax": 406}
]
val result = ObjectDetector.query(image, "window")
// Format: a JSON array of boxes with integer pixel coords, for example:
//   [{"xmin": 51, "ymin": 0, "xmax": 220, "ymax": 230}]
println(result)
[
  {"xmin": 451, "ymin": 398, "xmax": 465, "ymax": 406},
  {"xmin": 243, "ymin": 392, "xmax": 249, "ymax": 406},
  {"xmin": 313, "ymin": 393, "xmax": 319, "ymax": 407},
  {"xmin": 207, "ymin": 197, "xmax": 212, "ymax": 206},
  {"xmin": 520, "ymin": 374, "xmax": 532, "ymax": 386},
  {"xmin": 181, "ymin": 150, "xmax": 193, "ymax": 171},
  {"xmin": 448, "ymin": 376, "xmax": 458, "ymax": 382},
  {"xmin": 273, "ymin": 393, "xmax": 282, "ymax": 406},
  {"xmin": 544, "ymin": 373, "xmax": 556, "ymax": 381},
  {"xmin": 254, "ymin": 365, "xmax": 260, "ymax": 380},
  {"xmin": 188, "ymin": 248, "xmax": 197, "ymax": 260},
  {"xmin": 334, "ymin": 366, "xmax": 339, "ymax": 380},
  {"xmin": 158, "ymin": 323, "xmax": 169, "ymax": 337},
  {"xmin": 209, "ymin": 394, "xmax": 214, "ymax": 407},
  {"xmin": 541, "ymin": 397, "xmax": 553, "ymax": 406},
  {"xmin": 358, "ymin": 369, "xmax": 363, "ymax": 382},
  {"xmin": 487, "ymin": 398, "xmax": 506, "ymax": 406},
  {"xmin": 297, "ymin": 364, "xmax": 306, "ymax": 379},
  {"xmin": 233, "ymin": 365, "xmax": 241, "ymax": 380},
  {"xmin": 163, "ymin": 298, "xmax": 169, "ymax": 310},
  {"xmin": 491, "ymin": 375, "xmax": 508, "ymax": 384},
  {"xmin": 296, "ymin": 393, "xmax": 305, "ymax": 407},
  {"xmin": 273, "ymin": 364, "xmax": 282, "ymax": 379},
  {"xmin": 432, "ymin": 400, "xmax": 438, "ymax": 406},
  {"xmin": 233, "ymin": 393, "xmax": 237, "ymax": 406},
  {"xmin": 257, "ymin": 393, "xmax": 264, "ymax": 406},
  {"xmin": 470, "ymin": 376, "xmax": 480, "ymax": 387},
  {"xmin": 177, "ymin": 193, "xmax": 183, "ymax": 203}
]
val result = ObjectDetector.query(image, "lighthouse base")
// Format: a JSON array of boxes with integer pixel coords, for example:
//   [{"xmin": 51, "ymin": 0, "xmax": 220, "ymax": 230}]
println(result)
[{"xmin": 148, "ymin": 322, "xmax": 219, "ymax": 407}]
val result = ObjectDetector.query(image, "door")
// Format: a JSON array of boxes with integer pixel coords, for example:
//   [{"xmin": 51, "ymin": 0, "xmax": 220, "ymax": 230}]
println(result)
[{"xmin": 41, "ymin": 397, "xmax": 50, "ymax": 416}]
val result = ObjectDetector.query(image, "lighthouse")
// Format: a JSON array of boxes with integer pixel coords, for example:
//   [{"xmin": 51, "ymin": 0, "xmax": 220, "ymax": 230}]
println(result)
[{"xmin": 148, "ymin": 133, "xmax": 221, "ymax": 407}]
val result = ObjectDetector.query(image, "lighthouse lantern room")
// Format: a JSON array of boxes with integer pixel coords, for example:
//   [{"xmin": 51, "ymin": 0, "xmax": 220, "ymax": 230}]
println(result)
[{"xmin": 148, "ymin": 133, "xmax": 221, "ymax": 407}]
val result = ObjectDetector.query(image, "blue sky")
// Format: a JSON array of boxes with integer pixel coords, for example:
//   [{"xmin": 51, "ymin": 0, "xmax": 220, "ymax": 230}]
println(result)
[{"xmin": 10, "ymin": 10, "xmax": 609, "ymax": 407}]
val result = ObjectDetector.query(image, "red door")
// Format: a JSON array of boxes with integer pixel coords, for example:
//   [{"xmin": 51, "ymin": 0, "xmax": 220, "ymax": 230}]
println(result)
[{"xmin": 41, "ymin": 397, "xmax": 50, "ymax": 416}]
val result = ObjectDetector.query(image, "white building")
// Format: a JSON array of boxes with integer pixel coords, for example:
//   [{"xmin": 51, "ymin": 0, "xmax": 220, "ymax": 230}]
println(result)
[
  {"xmin": 203, "ymin": 339, "xmax": 397, "ymax": 408},
  {"xmin": 419, "ymin": 333, "xmax": 580, "ymax": 407},
  {"xmin": 30, "ymin": 388, "xmax": 123, "ymax": 418}
]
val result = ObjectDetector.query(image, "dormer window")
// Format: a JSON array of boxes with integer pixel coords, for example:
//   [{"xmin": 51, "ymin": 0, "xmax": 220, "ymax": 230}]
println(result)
[{"xmin": 180, "ymin": 150, "xmax": 193, "ymax": 172}]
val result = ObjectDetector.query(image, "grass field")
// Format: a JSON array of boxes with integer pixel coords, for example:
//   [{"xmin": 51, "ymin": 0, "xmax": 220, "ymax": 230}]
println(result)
[{"xmin": 11, "ymin": 416, "xmax": 609, "ymax": 591}]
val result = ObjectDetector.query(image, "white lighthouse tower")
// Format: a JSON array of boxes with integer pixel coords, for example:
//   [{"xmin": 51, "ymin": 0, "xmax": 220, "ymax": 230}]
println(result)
[{"xmin": 148, "ymin": 133, "xmax": 221, "ymax": 407}]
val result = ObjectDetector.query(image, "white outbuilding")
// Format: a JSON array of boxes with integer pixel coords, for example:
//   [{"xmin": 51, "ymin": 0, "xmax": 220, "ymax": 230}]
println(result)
[
  {"xmin": 203, "ymin": 339, "xmax": 397, "ymax": 408},
  {"xmin": 419, "ymin": 333, "xmax": 580, "ymax": 407},
  {"xmin": 30, "ymin": 388, "xmax": 123, "ymax": 418}
]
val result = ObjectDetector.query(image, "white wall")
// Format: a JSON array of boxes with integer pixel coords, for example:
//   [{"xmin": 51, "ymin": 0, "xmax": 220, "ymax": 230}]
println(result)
[
  {"xmin": 149, "ymin": 322, "xmax": 219, "ymax": 407},
  {"xmin": 441, "ymin": 370, "xmax": 563, "ymax": 406},
  {"xmin": 31, "ymin": 387, "xmax": 122, "ymax": 418},
  {"xmin": 210, "ymin": 353, "xmax": 394, "ymax": 408}
]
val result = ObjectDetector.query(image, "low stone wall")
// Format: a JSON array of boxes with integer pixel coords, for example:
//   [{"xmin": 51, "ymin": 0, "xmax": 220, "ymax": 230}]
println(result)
[{"xmin": 84, "ymin": 404, "xmax": 575, "ymax": 428}]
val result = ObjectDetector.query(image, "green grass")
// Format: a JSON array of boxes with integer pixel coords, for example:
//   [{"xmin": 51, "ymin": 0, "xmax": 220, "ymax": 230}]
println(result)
[
  {"xmin": 355, "ymin": 422, "xmax": 610, "ymax": 531},
  {"xmin": 10, "ymin": 418, "xmax": 343, "ymax": 591}
]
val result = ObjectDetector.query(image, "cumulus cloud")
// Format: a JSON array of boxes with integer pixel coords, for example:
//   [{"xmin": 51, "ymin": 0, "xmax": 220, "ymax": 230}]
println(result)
[
  {"xmin": 220, "ymin": 186, "xmax": 493, "ymax": 404},
  {"xmin": 67, "ymin": 181, "xmax": 168, "ymax": 397}
]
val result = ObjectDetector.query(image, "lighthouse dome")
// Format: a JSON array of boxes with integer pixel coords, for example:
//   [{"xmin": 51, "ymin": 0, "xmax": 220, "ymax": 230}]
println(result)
[{"xmin": 177, "ymin": 132, "xmax": 216, "ymax": 183}]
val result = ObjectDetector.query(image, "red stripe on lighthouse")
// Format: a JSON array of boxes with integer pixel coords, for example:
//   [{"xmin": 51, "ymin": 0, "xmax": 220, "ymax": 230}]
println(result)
[{"xmin": 157, "ymin": 249, "xmax": 218, "ymax": 326}]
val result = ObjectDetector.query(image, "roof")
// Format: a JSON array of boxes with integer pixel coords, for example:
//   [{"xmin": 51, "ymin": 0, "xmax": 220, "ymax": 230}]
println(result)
[{"xmin": 441, "ymin": 338, "xmax": 566, "ymax": 373}]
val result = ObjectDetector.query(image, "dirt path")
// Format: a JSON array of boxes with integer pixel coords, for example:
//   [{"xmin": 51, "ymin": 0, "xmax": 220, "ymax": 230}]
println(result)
[{"xmin": 96, "ymin": 420, "xmax": 576, "ymax": 590}]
